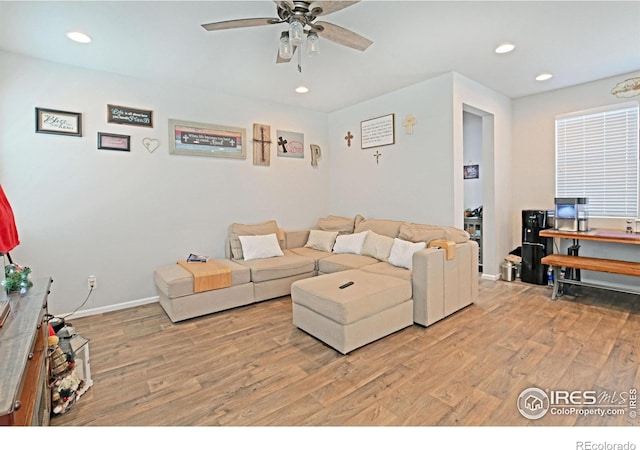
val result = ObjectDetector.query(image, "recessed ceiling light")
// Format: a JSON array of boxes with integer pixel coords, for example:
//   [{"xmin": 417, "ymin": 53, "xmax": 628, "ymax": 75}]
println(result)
[
  {"xmin": 67, "ymin": 31, "xmax": 92, "ymax": 44},
  {"xmin": 295, "ymin": 86, "xmax": 309, "ymax": 94},
  {"xmin": 495, "ymin": 43, "xmax": 515, "ymax": 54},
  {"xmin": 536, "ymin": 73, "xmax": 553, "ymax": 81}
]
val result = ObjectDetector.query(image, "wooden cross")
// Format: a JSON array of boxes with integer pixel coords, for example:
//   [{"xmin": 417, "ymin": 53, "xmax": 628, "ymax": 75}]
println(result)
[
  {"xmin": 253, "ymin": 124, "xmax": 271, "ymax": 163},
  {"xmin": 278, "ymin": 136, "xmax": 288, "ymax": 153},
  {"xmin": 344, "ymin": 131, "xmax": 354, "ymax": 147},
  {"xmin": 373, "ymin": 150, "xmax": 381, "ymax": 164},
  {"xmin": 403, "ymin": 114, "xmax": 417, "ymax": 134}
]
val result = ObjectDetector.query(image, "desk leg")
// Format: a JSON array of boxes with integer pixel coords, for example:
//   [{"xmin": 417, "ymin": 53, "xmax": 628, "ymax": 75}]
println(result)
[{"xmin": 551, "ymin": 266, "xmax": 561, "ymax": 300}]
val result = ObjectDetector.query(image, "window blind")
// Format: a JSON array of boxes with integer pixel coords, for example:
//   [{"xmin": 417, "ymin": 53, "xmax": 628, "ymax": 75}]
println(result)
[{"xmin": 555, "ymin": 102, "xmax": 639, "ymax": 219}]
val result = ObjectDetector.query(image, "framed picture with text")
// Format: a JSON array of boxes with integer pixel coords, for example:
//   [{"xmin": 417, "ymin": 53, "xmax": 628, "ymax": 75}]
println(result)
[
  {"xmin": 107, "ymin": 104, "xmax": 153, "ymax": 128},
  {"xmin": 361, "ymin": 113, "xmax": 395, "ymax": 149},
  {"xmin": 168, "ymin": 119, "xmax": 246, "ymax": 159},
  {"xmin": 98, "ymin": 132, "xmax": 131, "ymax": 152},
  {"xmin": 35, "ymin": 107, "xmax": 82, "ymax": 137}
]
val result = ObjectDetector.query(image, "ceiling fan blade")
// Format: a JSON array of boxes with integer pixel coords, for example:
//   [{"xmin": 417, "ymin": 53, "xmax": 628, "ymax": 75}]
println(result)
[
  {"xmin": 276, "ymin": 45, "xmax": 298, "ymax": 64},
  {"xmin": 201, "ymin": 18, "xmax": 278, "ymax": 32},
  {"xmin": 314, "ymin": 21, "xmax": 372, "ymax": 51},
  {"xmin": 309, "ymin": 1, "xmax": 360, "ymax": 16}
]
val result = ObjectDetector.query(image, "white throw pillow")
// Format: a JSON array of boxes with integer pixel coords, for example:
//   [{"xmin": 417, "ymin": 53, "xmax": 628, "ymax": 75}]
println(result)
[
  {"xmin": 332, "ymin": 231, "xmax": 369, "ymax": 254},
  {"xmin": 304, "ymin": 229, "xmax": 338, "ymax": 252},
  {"xmin": 360, "ymin": 230, "xmax": 395, "ymax": 261},
  {"xmin": 388, "ymin": 238, "xmax": 426, "ymax": 270},
  {"xmin": 238, "ymin": 233, "xmax": 284, "ymax": 261}
]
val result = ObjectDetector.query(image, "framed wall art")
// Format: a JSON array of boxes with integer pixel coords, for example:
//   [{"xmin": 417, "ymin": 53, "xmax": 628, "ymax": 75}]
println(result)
[
  {"xmin": 35, "ymin": 107, "xmax": 82, "ymax": 137},
  {"xmin": 276, "ymin": 130, "xmax": 304, "ymax": 158},
  {"xmin": 464, "ymin": 164, "xmax": 479, "ymax": 179},
  {"xmin": 107, "ymin": 104, "xmax": 153, "ymax": 128},
  {"xmin": 98, "ymin": 132, "xmax": 130, "ymax": 152},
  {"xmin": 361, "ymin": 113, "xmax": 395, "ymax": 149},
  {"xmin": 168, "ymin": 119, "xmax": 246, "ymax": 159}
]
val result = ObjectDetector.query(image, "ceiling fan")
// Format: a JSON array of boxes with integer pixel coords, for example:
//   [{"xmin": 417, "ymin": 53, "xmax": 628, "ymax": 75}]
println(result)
[{"xmin": 201, "ymin": 1, "xmax": 373, "ymax": 72}]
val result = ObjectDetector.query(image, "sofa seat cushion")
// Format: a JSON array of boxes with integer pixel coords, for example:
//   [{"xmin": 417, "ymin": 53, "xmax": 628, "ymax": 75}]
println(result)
[
  {"xmin": 360, "ymin": 261, "xmax": 412, "ymax": 281},
  {"xmin": 318, "ymin": 253, "xmax": 378, "ymax": 274},
  {"xmin": 154, "ymin": 259, "xmax": 250, "ymax": 299},
  {"xmin": 291, "ymin": 270, "xmax": 412, "ymax": 325},
  {"xmin": 289, "ymin": 247, "xmax": 332, "ymax": 270},
  {"xmin": 236, "ymin": 250, "xmax": 315, "ymax": 282}
]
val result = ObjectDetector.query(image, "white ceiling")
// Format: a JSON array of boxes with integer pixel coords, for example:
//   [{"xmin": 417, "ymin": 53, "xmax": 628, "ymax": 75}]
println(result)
[{"xmin": 1, "ymin": 0, "xmax": 639, "ymax": 112}]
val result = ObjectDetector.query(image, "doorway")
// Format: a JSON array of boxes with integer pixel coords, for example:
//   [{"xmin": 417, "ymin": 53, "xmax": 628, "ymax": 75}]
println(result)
[
  {"xmin": 462, "ymin": 105, "xmax": 495, "ymax": 277},
  {"xmin": 463, "ymin": 110, "xmax": 483, "ymax": 270}
]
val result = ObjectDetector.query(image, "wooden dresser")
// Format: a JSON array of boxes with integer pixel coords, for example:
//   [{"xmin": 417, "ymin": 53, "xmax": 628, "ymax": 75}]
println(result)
[{"xmin": 0, "ymin": 277, "xmax": 52, "ymax": 426}]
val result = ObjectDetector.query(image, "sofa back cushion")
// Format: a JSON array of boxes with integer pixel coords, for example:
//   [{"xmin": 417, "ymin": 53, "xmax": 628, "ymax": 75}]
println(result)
[
  {"xmin": 305, "ymin": 229, "xmax": 338, "ymax": 252},
  {"xmin": 442, "ymin": 226, "xmax": 470, "ymax": 243},
  {"xmin": 398, "ymin": 223, "xmax": 469, "ymax": 244},
  {"xmin": 398, "ymin": 223, "xmax": 448, "ymax": 245},
  {"xmin": 360, "ymin": 231, "xmax": 395, "ymax": 262},
  {"xmin": 354, "ymin": 219, "xmax": 403, "ymax": 238},
  {"xmin": 228, "ymin": 220, "xmax": 280, "ymax": 260},
  {"xmin": 315, "ymin": 215, "xmax": 356, "ymax": 235}
]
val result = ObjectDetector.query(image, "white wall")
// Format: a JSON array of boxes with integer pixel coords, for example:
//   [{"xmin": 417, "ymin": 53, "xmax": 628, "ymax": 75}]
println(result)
[
  {"xmin": 326, "ymin": 72, "xmax": 512, "ymax": 279},
  {"xmin": 0, "ymin": 50, "xmax": 330, "ymax": 317},
  {"xmin": 512, "ymin": 70, "xmax": 640, "ymax": 290},
  {"xmin": 327, "ymin": 73, "xmax": 455, "ymax": 225}
]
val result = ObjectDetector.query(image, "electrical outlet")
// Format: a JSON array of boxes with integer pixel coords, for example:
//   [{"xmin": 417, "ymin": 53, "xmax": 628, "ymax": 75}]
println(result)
[{"xmin": 88, "ymin": 276, "xmax": 97, "ymax": 290}]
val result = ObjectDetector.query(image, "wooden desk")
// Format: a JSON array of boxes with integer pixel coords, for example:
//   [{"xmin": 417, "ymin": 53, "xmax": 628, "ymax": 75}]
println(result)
[
  {"xmin": 540, "ymin": 228, "xmax": 640, "ymax": 245},
  {"xmin": 539, "ymin": 228, "xmax": 640, "ymax": 299}
]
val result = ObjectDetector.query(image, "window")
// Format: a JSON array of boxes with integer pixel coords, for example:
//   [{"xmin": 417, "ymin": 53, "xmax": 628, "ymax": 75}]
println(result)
[{"xmin": 555, "ymin": 102, "xmax": 639, "ymax": 219}]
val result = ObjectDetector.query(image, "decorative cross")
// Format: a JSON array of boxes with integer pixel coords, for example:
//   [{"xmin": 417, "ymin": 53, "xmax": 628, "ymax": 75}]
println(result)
[
  {"xmin": 403, "ymin": 114, "xmax": 417, "ymax": 134},
  {"xmin": 344, "ymin": 131, "xmax": 354, "ymax": 147},
  {"xmin": 278, "ymin": 136, "xmax": 288, "ymax": 153},
  {"xmin": 253, "ymin": 125, "xmax": 271, "ymax": 162},
  {"xmin": 373, "ymin": 151, "xmax": 381, "ymax": 165}
]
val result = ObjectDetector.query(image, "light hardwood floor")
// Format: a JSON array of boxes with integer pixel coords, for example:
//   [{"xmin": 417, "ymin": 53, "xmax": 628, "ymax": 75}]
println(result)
[{"xmin": 51, "ymin": 278, "xmax": 640, "ymax": 427}]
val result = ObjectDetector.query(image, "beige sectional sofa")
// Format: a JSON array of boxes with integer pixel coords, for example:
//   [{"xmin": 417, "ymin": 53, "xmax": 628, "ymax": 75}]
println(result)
[
  {"xmin": 155, "ymin": 214, "xmax": 478, "ymax": 351},
  {"xmin": 223, "ymin": 215, "xmax": 478, "ymax": 325}
]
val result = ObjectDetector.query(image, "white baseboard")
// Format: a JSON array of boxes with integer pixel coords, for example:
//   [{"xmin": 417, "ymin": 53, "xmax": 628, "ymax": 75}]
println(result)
[{"xmin": 64, "ymin": 295, "xmax": 159, "ymax": 319}]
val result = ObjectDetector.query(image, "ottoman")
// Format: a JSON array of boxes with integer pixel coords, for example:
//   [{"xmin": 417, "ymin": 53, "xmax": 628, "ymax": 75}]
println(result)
[
  {"xmin": 154, "ymin": 259, "xmax": 253, "ymax": 322},
  {"xmin": 291, "ymin": 269, "xmax": 414, "ymax": 354}
]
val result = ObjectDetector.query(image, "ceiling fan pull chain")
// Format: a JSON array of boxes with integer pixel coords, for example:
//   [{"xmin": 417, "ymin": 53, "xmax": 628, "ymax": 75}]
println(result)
[{"xmin": 298, "ymin": 44, "xmax": 302, "ymax": 73}]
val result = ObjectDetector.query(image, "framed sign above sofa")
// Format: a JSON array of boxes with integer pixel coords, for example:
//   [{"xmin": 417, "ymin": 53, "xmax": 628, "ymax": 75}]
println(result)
[{"xmin": 168, "ymin": 119, "xmax": 246, "ymax": 159}]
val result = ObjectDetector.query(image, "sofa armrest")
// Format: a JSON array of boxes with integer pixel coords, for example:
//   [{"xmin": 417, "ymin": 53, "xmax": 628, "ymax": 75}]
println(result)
[
  {"xmin": 284, "ymin": 229, "xmax": 310, "ymax": 250},
  {"xmin": 412, "ymin": 240, "xmax": 478, "ymax": 326}
]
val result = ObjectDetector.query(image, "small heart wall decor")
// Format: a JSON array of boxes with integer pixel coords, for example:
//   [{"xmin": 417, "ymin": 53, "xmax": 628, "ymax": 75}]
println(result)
[{"xmin": 142, "ymin": 138, "xmax": 159, "ymax": 153}]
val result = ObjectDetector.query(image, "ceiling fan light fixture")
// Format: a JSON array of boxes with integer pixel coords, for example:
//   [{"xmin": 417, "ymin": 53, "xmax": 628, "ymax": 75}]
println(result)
[
  {"xmin": 307, "ymin": 32, "xmax": 320, "ymax": 56},
  {"xmin": 279, "ymin": 31, "xmax": 292, "ymax": 59},
  {"xmin": 289, "ymin": 19, "xmax": 304, "ymax": 46}
]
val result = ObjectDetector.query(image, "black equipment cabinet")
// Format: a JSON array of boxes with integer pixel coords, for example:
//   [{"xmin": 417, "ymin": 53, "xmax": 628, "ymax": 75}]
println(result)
[{"xmin": 521, "ymin": 210, "xmax": 553, "ymax": 285}]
